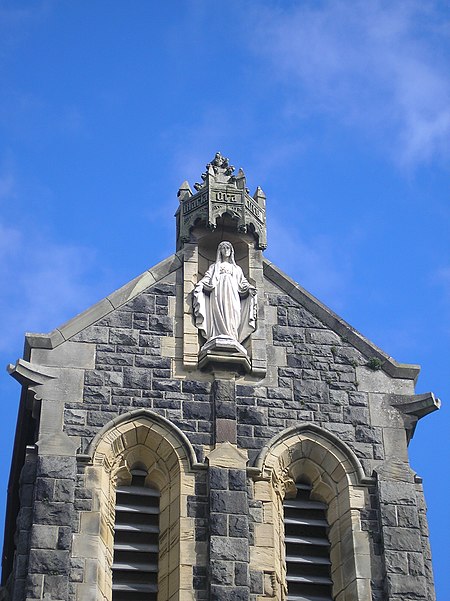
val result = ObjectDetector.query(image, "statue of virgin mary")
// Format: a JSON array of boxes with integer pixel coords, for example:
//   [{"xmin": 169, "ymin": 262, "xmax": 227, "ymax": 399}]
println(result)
[{"xmin": 193, "ymin": 241, "xmax": 257, "ymax": 355}]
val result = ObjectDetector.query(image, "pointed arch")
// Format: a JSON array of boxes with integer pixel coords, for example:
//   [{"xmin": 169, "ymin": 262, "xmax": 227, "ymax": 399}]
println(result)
[
  {"xmin": 251, "ymin": 424, "xmax": 373, "ymax": 601},
  {"xmin": 72, "ymin": 409, "xmax": 198, "ymax": 601},
  {"xmin": 85, "ymin": 408, "xmax": 201, "ymax": 471},
  {"xmin": 255, "ymin": 422, "xmax": 369, "ymax": 486}
]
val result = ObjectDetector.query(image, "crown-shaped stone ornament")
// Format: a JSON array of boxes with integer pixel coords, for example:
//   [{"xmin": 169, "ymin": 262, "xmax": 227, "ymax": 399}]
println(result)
[{"xmin": 175, "ymin": 152, "xmax": 267, "ymax": 250}]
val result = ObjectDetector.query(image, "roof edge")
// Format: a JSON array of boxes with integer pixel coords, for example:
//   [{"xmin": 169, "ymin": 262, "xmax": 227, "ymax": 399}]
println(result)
[
  {"xmin": 25, "ymin": 252, "xmax": 183, "ymax": 353},
  {"xmin": 263, "ymin": 259, "xmax": 420, "ymax": 381}
]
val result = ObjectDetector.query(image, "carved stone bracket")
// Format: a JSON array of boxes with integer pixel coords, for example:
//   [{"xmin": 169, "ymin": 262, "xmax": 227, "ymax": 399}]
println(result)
[
  {"xmin": 8, "ymin": 358, "xmax": 80, "ymax": 456},
  {"xmin": 8, "ymin": 358, "xmax": 57, "ymax": 399},
  {"xmin": 391, "ymin": 392, "xmax": 441, "ymax": 442}
]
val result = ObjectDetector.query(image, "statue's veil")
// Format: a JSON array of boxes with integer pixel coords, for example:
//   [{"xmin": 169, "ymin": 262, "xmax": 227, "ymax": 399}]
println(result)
[{"xmin": 216, "ymin": 241, "xmax": 236, "ymax": 265}]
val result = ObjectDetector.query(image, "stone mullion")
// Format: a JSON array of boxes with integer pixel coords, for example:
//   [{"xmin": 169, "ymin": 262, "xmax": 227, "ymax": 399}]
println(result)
[
  {"xmin": 207, "ymin": 466, "xmax": 250, "ymax": 601},
  {"xmin": 211, "ymin": 378, "xmax": 237, "ymax": 445}
]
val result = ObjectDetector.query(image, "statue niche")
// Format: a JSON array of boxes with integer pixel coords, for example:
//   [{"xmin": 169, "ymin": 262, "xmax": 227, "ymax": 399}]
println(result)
[{"xmin": 193, "ymin": 241, "xmax": 257, "ymax": 358}]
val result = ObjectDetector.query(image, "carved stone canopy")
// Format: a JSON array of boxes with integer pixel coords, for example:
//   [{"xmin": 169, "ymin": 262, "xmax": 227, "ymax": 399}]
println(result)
[{"xmin": 175, "ymin": 152, "xmax": 267, "ymax": 250}]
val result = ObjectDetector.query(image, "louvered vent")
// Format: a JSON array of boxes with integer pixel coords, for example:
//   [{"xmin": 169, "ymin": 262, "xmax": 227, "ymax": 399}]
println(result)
[
  {"xmin": 284, "ymin": 482, "xmax": 333, "ymax": 601},
  {"xmin": 112, "ymin": 472, "xmax": 160, "ymax": 601}
]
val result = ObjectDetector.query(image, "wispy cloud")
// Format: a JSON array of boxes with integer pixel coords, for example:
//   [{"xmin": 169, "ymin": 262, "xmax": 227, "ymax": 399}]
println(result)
[{"xmin": 250, "ymin": 0, "xmax": 450, "ymax": 167}]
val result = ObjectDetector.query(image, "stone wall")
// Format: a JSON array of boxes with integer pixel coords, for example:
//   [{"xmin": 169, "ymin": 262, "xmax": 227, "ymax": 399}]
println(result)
[{"xmin": 2, "ymin": 264, "xmax": 436, "ymax": 601}]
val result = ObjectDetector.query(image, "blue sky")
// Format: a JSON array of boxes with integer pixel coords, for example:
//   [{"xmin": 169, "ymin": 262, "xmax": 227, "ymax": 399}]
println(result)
[{"xmin": 0, "ymin": 1, "xmax": 449, "ymax": 597}]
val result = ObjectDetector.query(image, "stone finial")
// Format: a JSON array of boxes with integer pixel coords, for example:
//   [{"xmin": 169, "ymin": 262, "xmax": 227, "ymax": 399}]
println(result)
[{"xmin": 175, "ymin": 152, "xmax": 267, "ymax": 250}]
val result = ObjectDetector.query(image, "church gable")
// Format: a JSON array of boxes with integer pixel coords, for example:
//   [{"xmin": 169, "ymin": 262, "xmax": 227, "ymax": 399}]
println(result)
[{"xmin": 2, "ymin": 154, "xmax": 439, "ymax": 601}]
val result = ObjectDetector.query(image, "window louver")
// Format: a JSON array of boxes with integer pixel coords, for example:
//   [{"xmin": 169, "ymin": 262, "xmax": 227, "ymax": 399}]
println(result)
[
  {"xmin": 112, "ymin": 474, "xmax": 160, "ymax": 601},
  {"xmin": 284, "ymin": 482, "xmax": 333, "ymax": 601}
]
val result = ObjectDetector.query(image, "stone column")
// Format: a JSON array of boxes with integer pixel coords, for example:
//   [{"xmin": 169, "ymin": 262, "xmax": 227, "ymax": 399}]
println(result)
[
  {"xmin": 212, "ymin": 378, "xmax": 237, "ymax": 445},
  {"xmin": 206, "ymin": 376, "xmax": 251, "ymax": 600},
  {"xmin": 376, "ymin": 462, "xmax": 429, "ymax": 601}
]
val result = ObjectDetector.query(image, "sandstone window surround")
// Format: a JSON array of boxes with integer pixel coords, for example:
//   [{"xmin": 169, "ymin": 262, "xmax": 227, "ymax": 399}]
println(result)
[
  {"xmin": 74, "ymin": 409, "xmax": 200, "ymax": 601},
  {"xmin": 252, "ymin": 424, "xmax": 373, "ymax": 601}
]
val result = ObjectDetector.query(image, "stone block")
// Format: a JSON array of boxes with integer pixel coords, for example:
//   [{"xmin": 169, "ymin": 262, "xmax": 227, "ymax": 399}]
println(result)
[
  {"xmin": 214, "ymin": 400, "xmax": 236, "ymax": 420},
  {"xmin": 210, "ymin": 491, "xmax": 247, "ymax": 514},
  {"xmin": 38, "ymin": 457, "xmax": 76, "ymax": 480},
  {"xmin": 210, "ymin": 514, "xmax": 228, "ymax": 536},
  {"xmin": 182, "ymin": 380, "xmax": 211, "ymax": 394},
  {"xmin": 148, "ymin": 315, "xmax": 173, "ymax": 333},
  {"xmin": 30, "ymin": 525, "xmax": 58, "ymax": 550},
  {"xmin": 124, "ymin": 293, "xmax": 156, "ymax": 313},
  {"xmin": 28, "ymin": 549, "xmax": 69, "ymax": 574},
  {"xmin": 383, "ymin": 527, "xmax": 422, "ymax": 551},
  {"xmin": 43, "ymin": 574, "xmax": 69, "ymax": 599},
  {"xmin": 123, "ymin": 367, "xmax": 152, "ymax": 389},
  {"xmin": 57, "ymin": 526, "xmax": 71, "ymax": 550},
  {"xmin": 343, "ymin": 406, "xmax": 369, "ymax": 425},
  {"xmin": 64, "ymin": 409, "xmax": 86, "ymax": 426},
  {"xmin": 109, "ymin": 328, "xmax": 139, "ymax": 345},
  {"xmin": 39, "ymin": 368, "xmax": 85, "ymax": 403},
  {"xmin": 210, "ymin": 585, "xmax": 249, "ymax": 601},
  {"xmin": 379, "ymin": 481, "xmax": 416, "ymax": 505},
  {"xmin": 216, "ymin": 419, "xmax": 237, "ymax": 444},
  {"xmin": 380, "ymin": 505, "xmax": 397, "ymax": 527},
  {"xmin": 32, "ymin": 342, "xmax": 95, "ymax": 369},
  {"xmin": 228, "ymin": 470, "xmax": 246, "ymax": 491},
  {"xmin": 238, "ymin": 407, "xmax": 267, "ymax": 426},
  {"xmin": 209, "ymin": 467, "xmax": 229, "ymax": 491},
  {"xmin": 229, "ymin": 515, "xmax": 249, "ymax": 538},
  {"xmin": 53, "ymin": 479, "xmax": 75, "ymax": 503},
  {"xmin": 34, "ymin": 502, "xmax": 74, "ymax": 527},
  {"xmin": 355, "ymin": 425, "xmax": 382, "ymax": 444},
  {"xmin": 397, "ymin": 505, "xmax": 420, "ymax": 529},
  {"xmin": 210, "ymin": 537, "xmax": 249, "ymax": 562},
  {"xmin": 210, "ymin": 560, "xmax": 234, "ymax": 585},
  {"xmin": 249, "ymin": 570, "xmax": 263, "ymax": 593},
  {"xmin": 183, "ymin": 401, "xmax": 212, "ymax": 420},
  {"xmin": 212, "ymin": 379, "xmax": 235, "ymax": 403},
  {"xmin": 387, "ymin": 574, "xmax": 427, "ymax": 597}
]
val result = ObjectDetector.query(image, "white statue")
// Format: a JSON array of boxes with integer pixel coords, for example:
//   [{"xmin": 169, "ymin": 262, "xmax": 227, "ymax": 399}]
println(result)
[{"xmin": 193, "ymin": 241, "xmax": 257, "ymax": 355}]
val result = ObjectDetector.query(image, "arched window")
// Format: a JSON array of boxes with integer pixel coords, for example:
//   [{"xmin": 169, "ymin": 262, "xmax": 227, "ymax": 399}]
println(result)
[
  {"xmin": 112, "ymin": 469, "xmax": 160, "ymax": 601},
  {"xmin": 252, "ymin": 425, "xmax": 373, "ymax": 601},
  {"xmin": 284, "ymin": 480, "xmax": 333, "ymax": 601},
  {"xmin": 72, "ymin": 410, "xmax": 199, "ymax": 601}
]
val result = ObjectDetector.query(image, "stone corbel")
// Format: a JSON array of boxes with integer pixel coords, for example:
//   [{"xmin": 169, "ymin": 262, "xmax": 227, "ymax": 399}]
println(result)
[
  {"xmin": 272, "ymin": 467, "xmax": 297, "ymax": 501},
  {"xmin": 8, "ymin": 358, "xmax": 80, "ymax": 456},
  {"xmin": 390, "ymin": 392, "xmax": 441, "ymax": 443},
  {"xmin": 8, "ymin": 357, "xmax": 57, "ymax": 393}
]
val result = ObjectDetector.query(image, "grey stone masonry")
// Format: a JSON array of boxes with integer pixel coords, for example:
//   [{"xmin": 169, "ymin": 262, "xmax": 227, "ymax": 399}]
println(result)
[
  {"xmin": 2, "ymin": 229, "xmax": 438, "ymax": 601},
  {"xmin": 375, "ymin": 463, "xmax": 435, "ymax": 601},
  {"xmin": 212, "ymin": 379, "xmax": 237, "ymax": 444},
  {"xmin": 208, "ymin": 467, "xmax": 250, "ymax": 601}
]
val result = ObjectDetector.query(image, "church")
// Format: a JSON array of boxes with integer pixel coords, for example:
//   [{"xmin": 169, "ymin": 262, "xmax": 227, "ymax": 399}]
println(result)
[{"xmin": 1, "ymin": 153, "xmax": 439, "ymax": 601}]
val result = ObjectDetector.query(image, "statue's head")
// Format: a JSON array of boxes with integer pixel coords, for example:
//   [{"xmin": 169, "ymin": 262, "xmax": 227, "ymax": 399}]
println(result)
[{"xmin": 217, "ymin": 241, "xmax": 235, "ymax": 264}]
